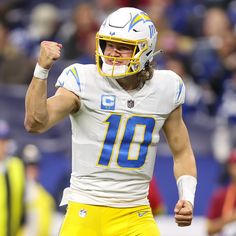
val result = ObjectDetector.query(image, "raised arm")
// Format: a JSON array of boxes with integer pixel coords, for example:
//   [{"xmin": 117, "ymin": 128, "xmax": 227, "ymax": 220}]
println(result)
[
  {"xmin": 162, "ymin": 105, "xmax": 197, "ymax": 227},
  {"xmin": 24, "ymin": 41, "xmax": 80, "ymax": 133}
]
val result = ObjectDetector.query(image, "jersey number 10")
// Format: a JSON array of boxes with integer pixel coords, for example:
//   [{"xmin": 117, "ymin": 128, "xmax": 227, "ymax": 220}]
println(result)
[{"xmin": 97, "ymin": 114, "xmax": 155, "ymax": 168}]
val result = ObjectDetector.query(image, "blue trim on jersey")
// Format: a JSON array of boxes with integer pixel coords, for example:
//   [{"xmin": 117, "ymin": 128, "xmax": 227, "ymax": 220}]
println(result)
[
  {"xmin": 177, "ymin": 82, "xmax": 183, "ymax": 101},
  {"xmin": 58, "ymin": 80, "xmax": 64, "ymax": 87}
]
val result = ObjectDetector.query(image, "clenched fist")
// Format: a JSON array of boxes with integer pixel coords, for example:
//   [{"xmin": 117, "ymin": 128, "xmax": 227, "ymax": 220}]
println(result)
[
  {"xmin": 174, "ymin": 199, "xmax": 193, "ymax": 227},
  {"xmin": 38, "ymin": 41, "xmax": 63, "ymax": 69}
]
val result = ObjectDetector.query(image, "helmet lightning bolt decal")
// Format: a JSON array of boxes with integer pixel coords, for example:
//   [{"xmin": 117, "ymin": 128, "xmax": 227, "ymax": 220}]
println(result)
[{"xmin": 129, "ymin": 12, "xmax": 151, "ymax": 31}]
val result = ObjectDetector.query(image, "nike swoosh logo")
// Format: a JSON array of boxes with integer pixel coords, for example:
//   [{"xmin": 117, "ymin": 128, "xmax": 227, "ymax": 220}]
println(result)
[{"xmin": 138, "ymin": 211, "xmax": 148, "ymax": 217}]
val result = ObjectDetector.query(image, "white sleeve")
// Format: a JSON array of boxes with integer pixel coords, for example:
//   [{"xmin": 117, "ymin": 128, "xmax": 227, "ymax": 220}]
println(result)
[
  {"xmin": 173, "ymin": 73, "xmax": 185, "ymax": 109},
  {"xmin": 55, "ymin": 63, "xmax": 85, "ymax": 97}
]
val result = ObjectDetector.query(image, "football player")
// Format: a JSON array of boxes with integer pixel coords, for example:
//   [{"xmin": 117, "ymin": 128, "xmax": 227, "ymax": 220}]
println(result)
[{"xmin": 25, "ymin": 7, "xmax": 197, "ymax": 236}]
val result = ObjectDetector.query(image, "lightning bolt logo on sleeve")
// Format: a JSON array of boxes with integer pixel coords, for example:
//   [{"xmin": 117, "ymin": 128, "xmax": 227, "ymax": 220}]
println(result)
[
  {"xmin": 175, "ymin": 78, "xmax": 185, "ymax": 106},
  {"xmin": 66, "ymin": 66, "xmax": 81, "ymax": 91},
  {"xmin": 177, "ymin": 81, "xmax": 184, "ymax": 101}
]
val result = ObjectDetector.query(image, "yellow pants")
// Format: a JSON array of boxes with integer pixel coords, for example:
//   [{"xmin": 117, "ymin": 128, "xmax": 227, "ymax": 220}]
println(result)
[{"xmin": 59, "ymin": 201, "xmax": 160, "ymax": 236}]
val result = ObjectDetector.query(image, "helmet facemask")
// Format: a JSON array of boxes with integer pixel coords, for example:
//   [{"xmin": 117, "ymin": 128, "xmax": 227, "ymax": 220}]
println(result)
[{"xmin": 96, "ymin": 34, "xmax": 149, "ymax": 79}]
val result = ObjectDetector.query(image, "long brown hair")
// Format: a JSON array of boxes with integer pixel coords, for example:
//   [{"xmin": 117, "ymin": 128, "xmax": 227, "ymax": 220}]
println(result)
[{"xmin": 136, "ymin": 61, "xmax": 154, "ymax": 88}]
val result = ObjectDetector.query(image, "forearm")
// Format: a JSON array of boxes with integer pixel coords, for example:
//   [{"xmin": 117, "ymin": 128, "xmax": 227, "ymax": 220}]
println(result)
[
  {"xmin": 167, "ymin": 120, "xmax": 197, "ymax": 179},
  {"xmin": 25, "ymin": 41, "xmax": 62, "ymax": 132},
  {"xmin": 163, "ymin": 109, "xmax": 197, "ymax": 205},
  {"xmin": 173, "ymin": 151, "xmax": 197, "ymax": 180},
  {"xmin": 164, "ymin": 107, "xmax": 197, "ymax": 226},
  {"xmin": 173, "ymin": 143, "xmax": 197, "ymax": 206},
  {"xmin": 25, "ymin": 77, "xmax": 48, "ymax": 132}
]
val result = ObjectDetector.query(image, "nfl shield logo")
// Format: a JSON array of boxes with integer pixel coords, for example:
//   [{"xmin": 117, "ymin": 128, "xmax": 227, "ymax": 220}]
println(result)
[{"xmin": 127, "ymin": 99, "xmax": 134, "ymax": 108}]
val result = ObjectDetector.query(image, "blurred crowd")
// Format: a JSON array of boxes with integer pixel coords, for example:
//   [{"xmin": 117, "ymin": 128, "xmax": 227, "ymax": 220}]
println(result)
[
  {"xmin": 0, "ymin": 120, "xmax": 55, "ymax": 236},
  {"xmin": 0, "ymin": 0, "xmax": 236, "ymax": 235}
]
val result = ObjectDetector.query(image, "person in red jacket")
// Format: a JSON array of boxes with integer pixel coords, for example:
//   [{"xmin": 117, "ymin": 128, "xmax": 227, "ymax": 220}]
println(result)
[
  {"xmin": 206, "ymin": 149, "xmax": 236, "ymax": 236},
  {"xmin": 148, "ymin": 177, "xmax": 166, "ymax": 216}
]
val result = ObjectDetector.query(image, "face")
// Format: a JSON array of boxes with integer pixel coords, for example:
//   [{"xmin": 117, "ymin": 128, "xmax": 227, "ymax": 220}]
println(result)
[
  {"xmin": 26, "ymin": 165, "xmax": 39, "ymax": 180},
  {"xmin": 0, "ymin": 139, "xmax": 9, "ymax": 161},
  {"xmin": 228, "ymin": 163, "xmax": 236, "ymax": 183},
  {"xmin": 103, "ymin": 41, "xmax": 135, "ymax": 66}
]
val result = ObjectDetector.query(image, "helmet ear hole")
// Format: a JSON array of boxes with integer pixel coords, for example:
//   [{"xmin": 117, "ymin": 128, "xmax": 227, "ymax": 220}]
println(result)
[
  {"xmin": 146, "ymin": 50, "xmax": 152, "ymax": 57},
  {"xmin": 134, "ymin": 47, "xmax": 139, "ymax": 54},
  {"xmin": 99, "ymin": 40, "xmax": 106, "ymax": 53}
]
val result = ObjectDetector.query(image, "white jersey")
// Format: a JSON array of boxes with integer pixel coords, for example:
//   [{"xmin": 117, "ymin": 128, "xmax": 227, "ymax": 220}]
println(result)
[{"xmin": 56, "ymin": 63, "xmax": 185, "ymax": 207}]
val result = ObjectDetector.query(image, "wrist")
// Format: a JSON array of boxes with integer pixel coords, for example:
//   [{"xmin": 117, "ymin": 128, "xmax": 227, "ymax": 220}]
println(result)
[
  {"xmin": 177, "ymin": 175, "xmax": 197, "ymax": 207},
  {"xmin": 33, "ymin": 63, "xmax": 50, "ymax": 80}
]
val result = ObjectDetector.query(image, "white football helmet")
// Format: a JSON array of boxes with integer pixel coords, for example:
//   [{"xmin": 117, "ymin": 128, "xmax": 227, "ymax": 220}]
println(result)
[{"xmin": 96, "ymin": 7, "xmax": 158, "ymax": 79}]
